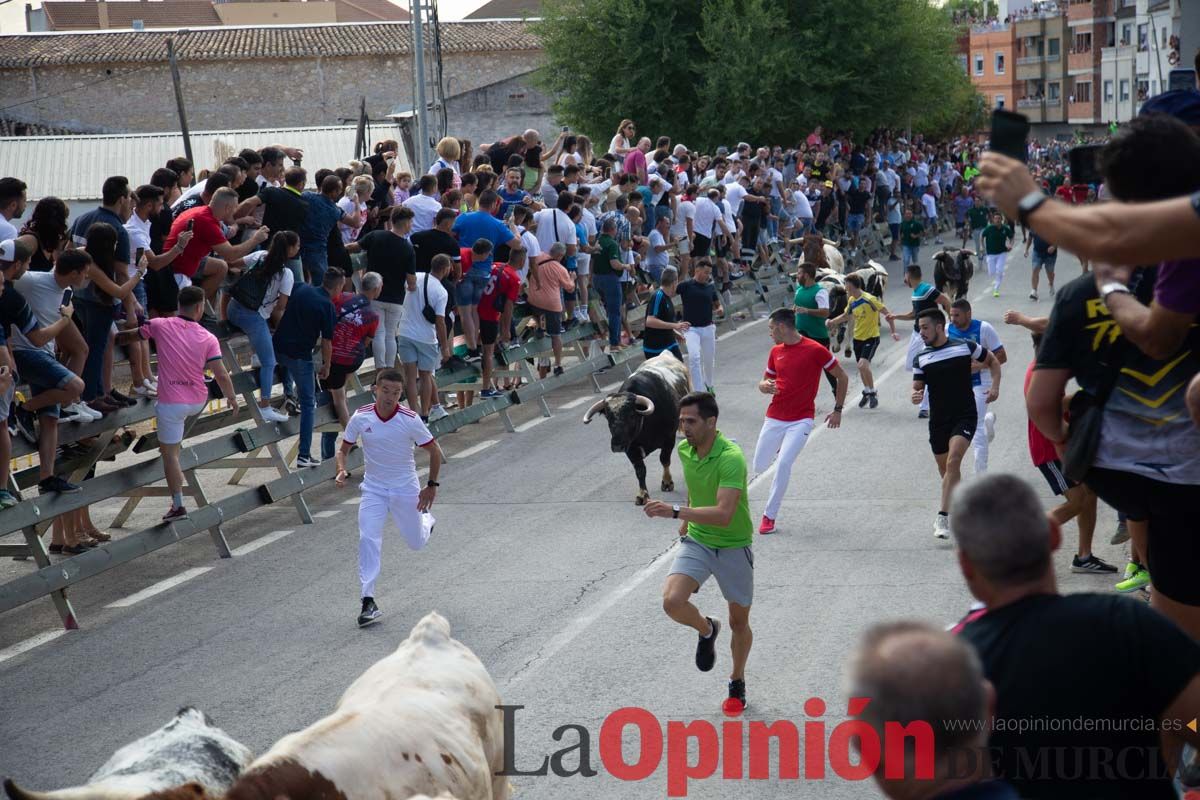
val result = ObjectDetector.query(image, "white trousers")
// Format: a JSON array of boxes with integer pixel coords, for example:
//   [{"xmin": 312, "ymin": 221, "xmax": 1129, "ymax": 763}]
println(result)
[
  {"xmin": 684, "ymin": 324, "xmax": 717, "ymax": 391},
  {"xmin": 371, "ymin": 300, "xmax": 404, "ymax": 370},
  {"xmin": 972, "ymin": 386, "xmax": 990, "ymax": 474},
  {"xmin": 358, "ymin": 483, "xmax": 434, "ymax": 598},
  {"xmin": 906, "ymin": 331, "xmax": 930, "ymax": 412},
  {"xmin": 986, "ymin": 253, "xmax": 1007, "ymax": 292},
  {"xmin": 753, "ymin": 417, "xmax": 814, "ymax": 520}
]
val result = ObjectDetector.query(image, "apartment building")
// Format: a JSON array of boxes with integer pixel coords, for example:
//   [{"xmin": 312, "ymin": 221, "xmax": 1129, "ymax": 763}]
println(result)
[
  {"xmin": 1100, "ymin": 0, "xmax": 1186, "ymax": 123},
  {"xmin": 1013, "ymin": 6, "xmax": 1069, "ymax": 123},
  {"xmin": 970, "ymin": 23, "xmax": 1019, "ymax": 111}
]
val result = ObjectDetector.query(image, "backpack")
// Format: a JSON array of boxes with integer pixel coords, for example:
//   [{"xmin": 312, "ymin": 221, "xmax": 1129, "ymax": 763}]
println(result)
[{"xmin": 229, "ymin": 255, "xmax": 274, "ymax": 311}]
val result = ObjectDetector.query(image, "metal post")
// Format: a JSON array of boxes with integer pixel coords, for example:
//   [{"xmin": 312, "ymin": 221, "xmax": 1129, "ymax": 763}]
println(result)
[
  {"xmin": 411, "ymin": 1, "xmax": 431, "ymax": 172},
  {"xmin": 166, "ymin": 37, "xmax": 193, "ymax": 166}
]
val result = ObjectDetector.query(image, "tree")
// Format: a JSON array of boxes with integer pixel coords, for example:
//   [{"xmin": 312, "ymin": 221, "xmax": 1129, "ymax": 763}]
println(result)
[{"xmin": 534, "ymin": 0, "xmax": 978, "ymax": 148}]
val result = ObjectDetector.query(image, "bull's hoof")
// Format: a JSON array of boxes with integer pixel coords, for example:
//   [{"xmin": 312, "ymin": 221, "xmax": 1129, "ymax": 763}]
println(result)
[
  {"xmin": 661, "ymin": 480, "xmax": 674, "ymax": 493},
  {"xmin": 635, "ymin": 491, "xmax": 650, "ymax": 506},
  {"xmin": 843, "ymin": 348, "xmax": 852, "ymax": 358}
]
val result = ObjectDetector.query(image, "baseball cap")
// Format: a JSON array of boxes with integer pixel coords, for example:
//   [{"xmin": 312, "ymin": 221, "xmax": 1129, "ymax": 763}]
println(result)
[
  {"xmin": 0, "ymin": 238, "xmax": 32, "ymax": 264},
  {"xmin": 715, "ymin": 146, "xmax": 730, "ymax": 156},
  {"xmin": 1138, "ymin": 89, "xmax": 1200, "ymax": 125},
  {"xmin": 823, "ymin": 180, "xmax": 834, "ymax": 188}
]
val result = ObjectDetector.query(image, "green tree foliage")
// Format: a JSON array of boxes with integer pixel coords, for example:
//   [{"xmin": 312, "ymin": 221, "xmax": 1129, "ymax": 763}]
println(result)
[{"xmin": 533, "ymin": 0, "xmax": 984, "ymax": 149}]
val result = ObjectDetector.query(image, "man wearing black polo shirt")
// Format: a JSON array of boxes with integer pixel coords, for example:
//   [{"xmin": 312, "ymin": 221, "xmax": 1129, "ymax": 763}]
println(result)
[
  {"xmin": 677, "ymin": 260, "xmax": 723, "ymax": 394},
  {"xmin": 952, "ymin": 475, "xmax": 1200, "ymax": 800},
  {"xmin": 642, "ymin": 266, "xmax": 687, "ymax": 361}
]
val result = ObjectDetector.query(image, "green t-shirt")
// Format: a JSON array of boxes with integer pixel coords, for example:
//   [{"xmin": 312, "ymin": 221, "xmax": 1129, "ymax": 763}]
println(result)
[
  {"xmin": 900, "ymin": 219, "xmax": 924, "ymax": 247},
  {"xmin": 677, "ymin": 433, "xmax": 753, "ymax": 549},
  {"xmin": 966, "ymin": 205, "xmax": 990, "ymax": 231},
  {"xmin": 594, "ymin": 234, "xmax": 621, "ymax": 276},
  {"xmin": 963, "ymin": 165, "xmax": 980, "ymax": 182},
  {"xmin": 981, "ymin": 223, "xmax": 1013, "ymax": 255}
]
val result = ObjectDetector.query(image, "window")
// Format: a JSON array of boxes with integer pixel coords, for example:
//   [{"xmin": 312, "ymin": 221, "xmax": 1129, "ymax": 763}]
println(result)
[
  {"xmin": 1075, "ymin": 81, "xmax": 1092, "ymax": 102},
  {"xmin": 974, "ymin": 53, "xmax": 984, "ymax": 75},
  {"xmin": 1138, "ymin": 79, "xmax": 1149, "ymax": 101},
  {"xmin": 1048, "ymin": 37, "xmax": 1060, "ymax": 56},
  {"xmin": 1162, "ymin": 27, "xmax": 1168, "ymax": 48},
  {"xmin": 1119, "ymin": 79, "xmax": 1129, "ymax": 101},
  {"xmin": 995, "ymin": 94, "xmax": 1006, "ymax": 109},
  {"xmin": 995, "ymin": 52, "xmax": 1006, "ymax": 74},
  {"xmin": 1104, "ymin": 80, "xmax": 1114, "ymax": 101},
  {"xmin": 1049, "ymin": 81, "xmax": 1061, "ymax": 101},
  {"xmin": 1121, "ymin": 23, "xmax": 1132, "ymax": 45},
  {"xmin": 1074, "ymin": 32, "xmax": 1092, "ymax": 53},
  {"xmin": 1137, "ymin": 23, "xmax": 1148, "ymax": 50}
]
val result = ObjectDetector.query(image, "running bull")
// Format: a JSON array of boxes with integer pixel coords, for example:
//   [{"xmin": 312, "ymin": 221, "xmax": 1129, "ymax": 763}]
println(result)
[
  {"xmin": 4, "ymin": 707, "xmax": 252, "ymax": 800},
  {"xmin": 583, "ymin": 353, "xmax": 691, "ymax": 505}
]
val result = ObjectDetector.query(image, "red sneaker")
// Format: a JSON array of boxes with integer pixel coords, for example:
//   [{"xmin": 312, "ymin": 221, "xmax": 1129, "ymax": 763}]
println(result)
[
  {"xmin": 758, "ymin": 515, "xmax": 776, "ymax": 534},
  {"xmin": 162, "ymin": 505, "xmax": 189, "ymax": 523}
]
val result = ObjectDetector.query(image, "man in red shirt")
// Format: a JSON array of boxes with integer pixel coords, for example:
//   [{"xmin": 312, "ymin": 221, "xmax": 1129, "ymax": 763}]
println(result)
[
  {"xmin": 752, "ymin": 308, "xmax": 848, "ymax": 534},
  {"xmin": 164, "ymin": 187, "xmax": 268, "ymax": 310},
  {"xmin": 477, "ymin": 248, "xmax": 521, "ymax": 399}
]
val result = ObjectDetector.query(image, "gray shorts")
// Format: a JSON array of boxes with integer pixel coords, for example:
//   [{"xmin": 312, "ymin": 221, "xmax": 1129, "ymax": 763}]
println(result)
[
  {"xmin": 397, "ymin": 336, "xmax": 440, "ymax": 372},
  {"xmin": 669, "ymin": 535, "xmax": 754, "ymax": 607}
]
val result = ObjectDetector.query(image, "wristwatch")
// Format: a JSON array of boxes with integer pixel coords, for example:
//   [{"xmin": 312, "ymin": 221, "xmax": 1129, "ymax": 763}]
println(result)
[
  {"xmin": 1017, "ymin": 190, "xmax": 1048, "ymax": 225},
  {"xmin": 1099, "ymin": 282, "xmax": 1132, "ymax": 301},
  {"xmin": 672, "ymin": 504, "xmax": 681, "ymax": 519},
  {"xmin": 834, "ymin": 405, "xmax": 844, "ymax": 412},
  {"xmin": 426, "ymin": 480, "xmax": 440, "ymax": 488}
]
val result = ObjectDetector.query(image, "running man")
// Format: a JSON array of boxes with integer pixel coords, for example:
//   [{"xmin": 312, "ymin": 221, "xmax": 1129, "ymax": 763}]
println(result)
[
  {"xmin": 644, "ymin": 391, "xmax": 755, "ymax": 715},
  {"xmin": 886, "ymin": 264, "xmax": 952, "ymax": 418},
  {"xmin": 792, "ymin": 261, "xmax": 838, "ymax": 397},
  {"xmin": 911, "ymin": 308, "xmax": 1001, "ymax": 539},
  {"xmin": 825, "ymin": 273, "xmax": 899, "ymax": 409},
  {"xmin": 754, "ymin": 308, "xmax": 848, "ymax": 534},
  {"xmin": 948, "ymin": 298, "xmax": 1006, "ymax": 474},
  {"xmin": 677, "ymin": 259, "xmax": 724, "ymax": 394},
  {"xmin": 981, "ymin": 211, "xmax": 1014, "ymax": 297},
  {"xmin": 336, "ymin": 369, "xmax": 442, "ymax": 628},
  {"xmin": 1024, "ymin": 227, "xmax": 1057, "ymax": 301}
]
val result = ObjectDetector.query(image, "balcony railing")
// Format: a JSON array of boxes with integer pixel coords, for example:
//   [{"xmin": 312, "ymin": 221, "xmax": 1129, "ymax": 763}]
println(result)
[
  {"xmin": 1017, "ymin": 55, "xmax": 1047, "ymax": 64},
  {"xmin": 972, "ymin": 22, "xmax": 1010, "ymax": 33},
  {"xmin": 1017, "ymin": 97, "xmax": 1044, "ymax": 107}
]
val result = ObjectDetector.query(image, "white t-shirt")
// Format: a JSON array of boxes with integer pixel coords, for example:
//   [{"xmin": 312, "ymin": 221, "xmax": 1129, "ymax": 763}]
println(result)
[
  {"xmin": 343, "ymin": 402, "xmax": 434, "ymax": 493},
  {"xmin": 0, "ymin": 216, "xmax": 17, "ymax": 241},
  {"xmin": 337, "ymin": 197, "xmax": 365, "ymax": 244},
  {"xmin": 724, "ymin": 182, "xmax": 748, "ymax": 216},
  {"xmin": 403, "ymin": 193, "xmax": 442, "ymax": 234},
  {"xmin": 558, "ymin": 151, "xmax": 584, "ymax": 168},
  {"xmin": 788, "ymin": 190, "xmax": 813, "ymax": 220},
  {"xmin": 767, "ymin": 168, "xmax": 785, "ymax": 198},
  {"xmin": 577, "ymin": 207, "xmax": 597, "ymax": 271},
  {"xmin": 239, "ymin": 250, "xmax": 295, "ymax": 318},
  {"xmin": 173, "ymin": 179, "xmax": 206, "ymax": 209},
  {"xmin": 646, "ymin": 229, "xmax": 669, "ymax": 268},
  {"xmin": 399, "ymin": 271, "xmax": 448, "ymax": 345},
  {"xmin": 921, "ymin": 192, "xmax": 938, "ymax": 219},
  {"xmin": 11, "ymin": 270, "xmax": 64, "ymax": 354},
  {"xmin": 533, "ymin": 208, "xmax": 577, "ymax": 252},
  {"xmin": 670, "ymin": 200, "xmax": 695, "ymax": 238},
  {"xmin": 692, "ymin": 197, "xmax": 723, "ymax": 239},
  {"xmin": 975, "ymin": 321, "xmax": 1003, "ymax": 389}
]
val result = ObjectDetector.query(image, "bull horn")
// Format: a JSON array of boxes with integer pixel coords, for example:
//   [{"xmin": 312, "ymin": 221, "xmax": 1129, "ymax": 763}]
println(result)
[
  {"xmin": 634, "ymin": 395, "xmax": 655, "ymax": 415},
  {"xmin": 582, "ymin": 398, "xmax": 608, "ymax": 424}
]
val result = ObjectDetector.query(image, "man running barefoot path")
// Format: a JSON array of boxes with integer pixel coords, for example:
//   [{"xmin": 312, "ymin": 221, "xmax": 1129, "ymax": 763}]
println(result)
[
  {"xmin": 336, "ymin": 369, "xmax": 442, "ymax": 628},
  {"xmin": 754, "ymin": 308, "xmax": 848, "ymax": 535},
  {"xmin": 911, "ymin": 309, "xmax": 1001, "ymax": 539},
  {"xmin": 644, "ymin": 392, "xmax": 755, "ymax": 715}
]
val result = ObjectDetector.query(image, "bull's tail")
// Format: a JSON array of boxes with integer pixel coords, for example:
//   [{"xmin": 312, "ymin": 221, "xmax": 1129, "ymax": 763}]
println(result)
[{"xmin": 405, "ymin": 611, "xmax": 452, "ymax": 648}]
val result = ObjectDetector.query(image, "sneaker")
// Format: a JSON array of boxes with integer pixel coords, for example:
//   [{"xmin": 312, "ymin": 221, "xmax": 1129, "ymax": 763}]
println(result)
[
  {"xmin": 358, "ymin": 597, "xmax": 383, "ymax": 628},
  {"xmin": 1029, "ymin": 291, "xmax": 1038, "ymax": 301},
  {"xmin": 918, "ymin": 409, "xmax": 929, "ymax": 419},
  {"xmin": 730, "ymin": 269, "xmax": 746, "ymax": 279},
  {"xmin": 934, "ymin": 514, "xmax": 950, "ymax": 539},
  {"xmin": 88, "ymin": 397, "xmax": 121, "ymax": 416},
  {"xmin": 283, "ymin": 397, "xmax": 301, "ymax": 417},
  {"xmin": 162, "ymin": 505, "xmax": 189, "ymax": 523},
  {"xmin": 504, "ymin": 341, "xmax": 521, "ymax": 351},
  {"xmin": 134, "ymin": 384, "xmax": 157, "ymax": 398},
  {"xmin": 144, "ymin": 378, "xmax": 159, "ymax": 392},
  {"xmin": 108, "ymin": 389, "xmax": 138, "ymax": 407},
  {"xmin": 1121, "ymin": 561, "xmax": 1139, "ymax": 580},
  {"xmin": 992, "ymin": 290, "xmax": 1000, "ymax": 298},
  {"xmin": 296, "ymin": 455, "xmax": 321, "ymax": 469},
  {"xmin": 868, "ymin": 392, "xmax": 879, "ymax": 409},
  {"xmin": 201, "ymin": 311, "xmax": 219, "ymax": 327},
  {"xmin": 0, "ymin": 489, "xmax": 18, "ymax": 509},
  {"xmin": 1049, "ymin": 285, "xmax": 1056, "ymax": 297},
  {"xmin": 1110, "ymin": 520, "xmax": 1130, "ymax": 545},
  {"xmin": 858, "ymin": 391, "xmax": 870, "ymax": 409},
  {"xmin": 64, "ymin": 401, "xmax": 102, "ymax": 422},
  {"xmin": 1072, "ymin": 554, "xmax": 1118, "ymax": 574},
  {"xmin": 38, "ymin": 475, "xmax": 82, "ymax": 495},
  {"xmin": 695, "ymin": 617, "xmax": 720, "ymax": 672},
  {"xmin": 259, "ymin": 405, "xmax": 291, "ymax": 423},
  {"xmin": 723, "ymin": 679, "xmax": 747, "ymax": 716},
  {"xmin": 553, "ymin": 366, "xmax": 564, "ymax": 377},
  {"xmin": 758, "ymin": 515, "xmax": 776, "ymax": 535},
  {"xmin": 427, "ymin": 405, "xmax": 450, "ymax": 423},
  {"xmin": 984, "ymin": 411, "xmax": 996, "ymax": 442},
  {"xmin": 480, "ymin": 389, "xmax": 504, "ymax": 399},
  {"xmin": 1115, "ymin": 566, "xmax": 1150, "ymax": 593},
  {"xmin": 12, "ymin": 404, "xmax": 38, "ymax": 444}
]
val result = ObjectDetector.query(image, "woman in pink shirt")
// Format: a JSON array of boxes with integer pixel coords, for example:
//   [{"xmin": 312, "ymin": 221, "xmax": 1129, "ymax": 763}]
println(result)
[{"xmin": 525, "ymin": 246, "xmax": 576, "ymax": 377}]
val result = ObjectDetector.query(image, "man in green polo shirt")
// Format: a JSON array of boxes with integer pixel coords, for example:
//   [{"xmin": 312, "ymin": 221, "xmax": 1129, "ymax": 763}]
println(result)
[
  {"xmin": 965, "ymin": 195, "xmax": 991, "ymax": 255},
  {"xmin": 899, "ymin": 207, "xmax": 924, "ymax": 268},
  {"xmin": 645, "ymin": 391, "xmax": 755, "ymax": 715},
  {"xmin": 793, "ymin": 261, "xmax": 838, "ymax": 398}
]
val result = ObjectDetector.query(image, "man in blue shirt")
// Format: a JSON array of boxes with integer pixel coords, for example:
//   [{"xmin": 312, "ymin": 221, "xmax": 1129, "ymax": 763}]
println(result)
[
  {"xmin": 274, "ymin": 269, "xmax": 338, "ymax": 467},
  {"xmin": 496, "ymin": 168, "xmax": 540, "ymax": 218},
  {"xmin": 452, "ymin": 189, "xmax": 521, "ymax": 357},
  {"xmin": 70, "ymin": 176, "xmax": 133, "ymax": 268},
  {"xmin": 300, "ymin": 175, "xmax": 358, "ymax": 286}
]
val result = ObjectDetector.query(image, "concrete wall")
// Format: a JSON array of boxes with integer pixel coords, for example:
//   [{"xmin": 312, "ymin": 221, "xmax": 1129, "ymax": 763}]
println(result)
[
  {"xmin": 0, "ymin": 49, "xmax": 547, "ymax": 137},
  {"xmin": 442, "ymin": 72, "xmax": 556, "ymax": 149}
]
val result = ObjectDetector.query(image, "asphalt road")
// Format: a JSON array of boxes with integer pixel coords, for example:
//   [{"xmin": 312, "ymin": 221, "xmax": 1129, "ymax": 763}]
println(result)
[{"xmin": 0, "ymin": 245, "xmax": 1128, "ymax": 798}]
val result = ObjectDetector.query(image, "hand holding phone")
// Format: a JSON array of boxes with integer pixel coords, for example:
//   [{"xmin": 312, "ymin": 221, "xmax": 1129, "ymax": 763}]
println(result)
[
  {"xmin": 186, "ymin": 219, "xmax": 195, "ymax": 232},
  {"xmin": 989, "ymin": 109, "xmax": 1031, "ymax": 163}
]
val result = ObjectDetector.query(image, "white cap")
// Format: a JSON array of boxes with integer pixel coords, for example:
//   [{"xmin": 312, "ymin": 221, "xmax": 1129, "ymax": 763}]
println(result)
[{"xmin": 0, "ymin": 239, "xmax": 15, "ymax": 262}]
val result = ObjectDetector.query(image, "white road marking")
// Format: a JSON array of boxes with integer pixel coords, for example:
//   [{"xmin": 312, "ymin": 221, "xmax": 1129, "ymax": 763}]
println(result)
[
  {"xmin": 560, "ymin": 395, "xmax": 594, "ymax": 410},
  {"xmin": 230, "ymin": 529, "xmax": 296, "ymax": 557},
  {"xmin": 341, "ymin": 497, "xmax": 359, "ymax": 505},
  {"xmin": 717, "ymin": 315, "xmax": 767, "ymax": 341},
  {"xmin": 106, "ymin": 567, "xmax": 213, "ymax": 608},
  {"xmin": 452, "ymin": 440, "xmax": 498, "ymax": 460},
  {"xmin": 601, "ymin": 382, "xmax": 622, "ymax": 393},
  {"xmin": 0, "ymin": 630, "xmax": 67, "ymax": 666},
  {"xmin": 313, "ymin": 510, "xmax": 340, "ymax": 519},
  {"xmin": 515, "ymin": 416, "xmax": 549, "ymax": 432}
]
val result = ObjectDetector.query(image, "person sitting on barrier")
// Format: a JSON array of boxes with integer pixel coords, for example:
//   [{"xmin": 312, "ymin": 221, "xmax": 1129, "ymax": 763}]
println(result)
[
  {"xmin": 319, "ymin": 271, "xmax": 381, "ymax": 462},
  {"xmin": 6, "ymin": 247, "xmax": 88, "ymax": 496},
  {"xmin": 273, "ymin": 268, "xmax": 338, "ymax": 469},
  {"xmin": 525, "ymin": 245, "xmax": 576, "ymax": 378},
  {"xmin": 226, "ymin": 230, "xmax": 296, "ymax": 424},
  {"xmin": 141, "ymin": 285, "xmax": 239, "ymax": 523}
]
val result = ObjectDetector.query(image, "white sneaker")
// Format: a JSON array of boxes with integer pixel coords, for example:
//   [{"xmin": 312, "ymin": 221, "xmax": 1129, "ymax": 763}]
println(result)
[
  {"xmin": 144, "ymin": 378, "xmax": 159, "ymax": 392},
  {"xmin": 934, "ymin": 514, "xmax": 951, "ymax": 539},
  {"xmin": 984, "ymin": 411, "xmax": 996, "ymax": 442},
  {"xmin": 427, "ymin": 405, "xmax": 450, "ymax": 423},
  {"xmin": 1029, "ymin": 291, "xmax": 1038, "ymax": 300},
  {"xmin": 65, "ymin": 402, "xmax": 102, "ymax": 422},
  {"xmin": 296, "ymin": 455, "xmax": 321, "ymax": 469},
  {"xmin": 1049, "ymin": 285, "xmax": 1055, "ymax": 297},
  {"xmin": 259, "ymin": 405, "xmax": 290, "ymax": 423},
  {"xmin": 134, "ymin": 384, "xmax": 157, "ymax": 397}
]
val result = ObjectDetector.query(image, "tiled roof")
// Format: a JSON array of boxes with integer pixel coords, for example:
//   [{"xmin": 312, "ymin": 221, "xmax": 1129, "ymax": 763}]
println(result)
[
  {"xmin": 464, "ymin": 0, "xmax": 539, "ymax": 19},
  {"xmin": 0, "ymin": 19, "xmax": 538, "ymax": 67},
  {"xmin": 0, "ymin": 117, "xmax": 96, "ymax": 136},
  {"xmin": 332, "ymin": 0, "xmax": 410, "ymax": 22},
  {"xmin": 42, "ymin": 0, "xmax": 223, "ymax": 30}
]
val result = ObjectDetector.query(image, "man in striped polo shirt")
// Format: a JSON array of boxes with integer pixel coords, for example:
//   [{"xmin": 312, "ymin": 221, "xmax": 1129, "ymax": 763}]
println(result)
[{"xmin": 887, "ymin": 264, "xmax": 952, "ymax": 418}]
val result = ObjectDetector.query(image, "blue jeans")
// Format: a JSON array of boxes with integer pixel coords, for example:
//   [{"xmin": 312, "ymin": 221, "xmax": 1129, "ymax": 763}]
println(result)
[
  {"xmin": 902, "ymin": 244, "xmax": 920, "ymax": 267},
  {"xmin": 277, "ymin": 354, "xmax": 315, "ymax": 459},
  {"xmin": 77, "ymin": 299, "xmax": 115, "ymax": 400},
  {"xmin": 768, "ymin": 196, "xmax": 782, "ymax": 238},
  {"xmin": 301, "ymin": 251, "xmax": 328, "ymax": 286},
  {"xmin": 593, "ymin": 274, "xmax": 623, "ymax": 347},
  {"xmin": 227, "ymin": 299, "xmax": 275, "ymax": 400}
]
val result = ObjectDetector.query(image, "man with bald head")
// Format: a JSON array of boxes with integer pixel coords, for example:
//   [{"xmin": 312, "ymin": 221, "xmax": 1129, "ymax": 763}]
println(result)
[
  {"xmin": 625, "ymin": 137, "xmax": 652, "ymax": 186},
  {"xmin": 951, "ymin": 474, "xmax": 1200, "ymax": 799},
  {"xmin": 847, "ymin": 620, "xmax": 1014, "ymax": 799}
]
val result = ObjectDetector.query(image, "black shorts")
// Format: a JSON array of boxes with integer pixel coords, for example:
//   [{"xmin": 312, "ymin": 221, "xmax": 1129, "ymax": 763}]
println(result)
[
  {"xmin": 852, "ymin": 337, "xmax": 880, "ymax": 362},
  {"xmin": 320, "ymin": 362, "xmax": 358, "ymax": 392},
  {"xmin": 693, "ymin": 234, "xmax": 712, "ymax": 257},
  {"xmin": 1085, "ymin": 466, "xmax": 1200, "ymax": 606},
  {"xmin": 533, "ymin": 306, "xmax": 563, "ymax": 336},
  {"xmin": 145, "ymin": 268, "xmax": 179, "ymax": 314},
  {"xmin": 1037, "ymin": 460, "xmax": 1076, "ymax": 496},
  {"xmin": 479, "ymin": 319, "xmax": 500, "ymax": 346},
  {"xmin": 929, "ymin": 413, "xmax": 977, "ymax": 455}
]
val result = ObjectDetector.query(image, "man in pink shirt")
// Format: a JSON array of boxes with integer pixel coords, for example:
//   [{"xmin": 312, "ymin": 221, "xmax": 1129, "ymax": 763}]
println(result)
[
  {"xmin": 140, "ymin": 286, "xmax": 239, "ymax": 522},
  {"xmin": 624, "ymin": 137, "xmax": 651, "ymax": 185}
]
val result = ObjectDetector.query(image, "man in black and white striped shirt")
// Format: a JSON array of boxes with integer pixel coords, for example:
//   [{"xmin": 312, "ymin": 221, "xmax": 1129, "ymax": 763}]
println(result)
[{"xmin": 912, "ymin": 308, "xmax": 1002, "ymax": 539}]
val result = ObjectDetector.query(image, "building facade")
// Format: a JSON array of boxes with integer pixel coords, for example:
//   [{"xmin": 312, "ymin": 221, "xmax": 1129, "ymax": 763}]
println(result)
[
  {"xmin": 1014, "ymin": 6, "xmax": 1069, "ymax": 124},
  {"xmin": 970, "ymin": 24, "xmax": 1019, "ymax": 111}
]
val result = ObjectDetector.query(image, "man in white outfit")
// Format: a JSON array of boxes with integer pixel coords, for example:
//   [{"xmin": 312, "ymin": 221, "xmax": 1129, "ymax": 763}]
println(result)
[
  {"xmin": 676, "ymin": 260, "xmax": 723, "ymax": 393},
  {"xmin": 336, "ymin": 369, "xmax": 442, "ymax": 628},
  {"xmin": 948, "ymin": 299, "xmax": 1005, "ymax": 474}
]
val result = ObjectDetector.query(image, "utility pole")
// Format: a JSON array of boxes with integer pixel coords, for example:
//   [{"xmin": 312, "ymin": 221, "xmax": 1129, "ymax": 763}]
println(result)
[
  {"xmin": 167, "ymin": 37, "xmax": 193, "ymax": 165},
  {"xmin": 411, "ymin": 1, "xmax": 431, "ymax": 172}
]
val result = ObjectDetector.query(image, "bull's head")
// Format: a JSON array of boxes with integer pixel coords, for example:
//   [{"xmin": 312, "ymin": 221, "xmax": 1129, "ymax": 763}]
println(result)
[{"xmin": 583, "ymin": 392, "xmax": 655, "ymax": 453}]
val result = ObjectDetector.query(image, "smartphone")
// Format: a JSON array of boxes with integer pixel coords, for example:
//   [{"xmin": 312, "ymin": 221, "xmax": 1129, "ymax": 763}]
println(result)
[
  {"xmin": 61, "ymin": 288, "xmax": 72, "ymax": 308},
  {"xmin": 989, "ymin": 109, "xmax": 1031, "ymax": 163},
  {"xmin": 1169, "ymin": 69, "xmax": 1197, "ymax": 93},
  {"xmin": 186, "ymin": 219, "xmax": 194, "ymax": 232},
  {"xmin": 1069, "ymin": 144, "xmax": 1104, "ymax": 185},
  {"xmin": 561, "ymin": 125, "xmax": 569, "ymax": 133}
]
